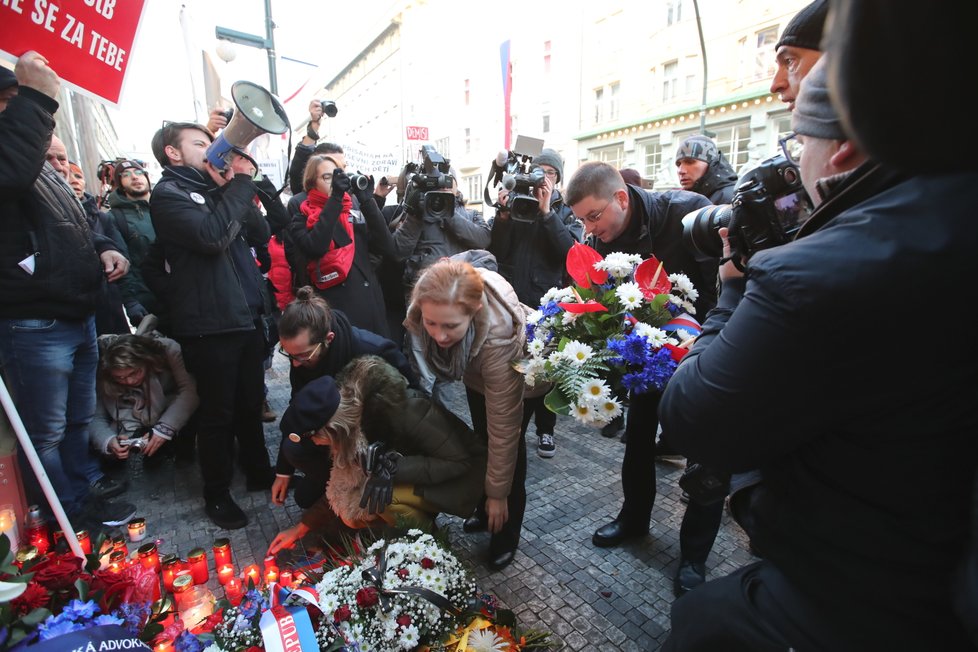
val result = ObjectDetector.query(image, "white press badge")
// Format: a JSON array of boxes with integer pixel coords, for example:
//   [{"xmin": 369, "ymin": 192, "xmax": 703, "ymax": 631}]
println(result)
[{"xmin": 190, "ymin": 192, "xmax": 206, "ymax": 204}]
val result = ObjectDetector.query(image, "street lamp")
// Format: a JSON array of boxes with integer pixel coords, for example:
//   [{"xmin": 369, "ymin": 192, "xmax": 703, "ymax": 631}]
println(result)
[{"xmin": 215, "ymin": 0, "xmax": 278, "ymax": 94}]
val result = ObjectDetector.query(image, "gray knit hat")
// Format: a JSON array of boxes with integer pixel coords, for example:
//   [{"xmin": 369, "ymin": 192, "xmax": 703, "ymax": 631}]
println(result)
[
  {"xmin": 792, "ymin": 57, "xmax": 845, "ymax": 140},
  {"xmin": 775, "ymin": 0, "xmax": 828, "ymax": 51},
  {"xmin": 0, "ymin": 66, "xmax": 17, "ymax": 91},
  {"xmin": 533, "ymin": 148, "xmax": 564, "ymax": 183},
  {"xmin": 675, "ymin": 135, "xmax": 718, "ymax": 165}
]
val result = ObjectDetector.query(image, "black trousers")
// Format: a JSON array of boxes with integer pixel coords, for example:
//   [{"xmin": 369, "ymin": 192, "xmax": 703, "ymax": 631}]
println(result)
[
  {"xmin": 523, "ymin": 394, "xmax": 556, "ymax": 435},
  {"xmin": 465, "ymin": 387, "xmax": 527, "ymax": 554},
  {"xmin": 678, "ymin": 461, "xmax": 726, "ymax": 563},
  {"xmin": 178, "ymin": 329, "xmax": 272, "ymax": 501},
  {"xmin": 618, "ymin": 390, "xmax": 661, "ymax": 528}
]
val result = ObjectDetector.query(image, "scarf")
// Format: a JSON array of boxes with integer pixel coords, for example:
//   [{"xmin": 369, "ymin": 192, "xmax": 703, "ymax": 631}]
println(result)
[
  {"xmin": 420, "ymin": 322, "xmax": 476, "ymax": 382},
  {"xmin": 301, "ymin": 188, "xmax": 352, "ymax": 231}
]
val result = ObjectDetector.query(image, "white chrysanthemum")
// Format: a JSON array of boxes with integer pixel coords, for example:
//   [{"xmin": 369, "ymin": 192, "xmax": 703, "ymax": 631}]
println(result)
[
  {"xmin": 522, "ymin": 357, "xmax": 547, "ymax": 386},
  {"xmin": 468, "ymin": 628, "xmax": 510, "ymax": 652},
  {"xmin": 407, "ymin": 528, "xmax": 423, "ymax": 537},
  {"xmin": 562, "ymin": 341, "xmax": 593, "ymax": 365},
  {"xmin": 398, "ymin": 624, "xmax": 420, "ymax": 649},
  {"xmin": 595, "ymin": 252, "xmax": 643, "ymax": 278},
  {"xmin": 580, "ymin": 378, "xmax": 611, "ymax": 403},
  {"xmin": 535, "ymin": 325, "xmax": 552, "ymax": 343},
  {"xmin": 320, "ymin": 594, "xmax": 339, "ymax": 613},
  {"xmin": 525, "ymin": 309, "xmax": 544, "ymax": 326},
  {"xmin": 597, "ymin": 397, "xmax": 623, "ymax": 421},
  {"xmin": 668, "ymin": 273, "xmax": 699, "ymax": 300},
  {"xmin": 615, "ymin": 282, "xmax": 644, "ymax": 310},
  {"xmin": 541, "ymin": 286, "xmax": 574, "ymax": 304},
  {"xmin": 561, "ymin": 311, "xmax": 579, "ymax": 326},
  {"xmin": 573, "ymin": 401, "xmax": 599, "ymax": 424},
  {"xmin": 368, "ymin": 539, "xmax": 386, "ymax": 552},
  {"xmin": 527, "ymin": 338, "xmax": 545, "ymax": 356},
  {"xmin": 633, "ymin": 322, "xmax": 670, "ymax": 346}
]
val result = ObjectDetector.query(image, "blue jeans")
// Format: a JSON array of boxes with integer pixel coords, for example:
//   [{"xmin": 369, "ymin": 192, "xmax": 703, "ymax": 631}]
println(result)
[{"xmin": 0, "ymin": 317, "xmax": 98, "ymax": 519}]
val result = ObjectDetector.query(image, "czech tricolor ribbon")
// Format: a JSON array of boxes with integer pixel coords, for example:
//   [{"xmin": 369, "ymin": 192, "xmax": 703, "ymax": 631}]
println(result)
[{"xmin": 259, "ymin": 582, "xmax": 321, "ymax": 652}]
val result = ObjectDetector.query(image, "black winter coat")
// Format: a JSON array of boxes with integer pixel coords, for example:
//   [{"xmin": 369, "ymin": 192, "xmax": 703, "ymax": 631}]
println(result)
[
  {"xmin": 0, "ymin": 88, "xmax": 119, "ymax": 320},
  {"xmin": 149, "ymin": 166, "xmax": 269, "ymax": 337},
  {"xmin": 660, "ymin": 163, "xmax": 978, "ymax": 650},
  {"xmin": 690, "ymin": 153, "xmax": 738, "ymax": 204}
]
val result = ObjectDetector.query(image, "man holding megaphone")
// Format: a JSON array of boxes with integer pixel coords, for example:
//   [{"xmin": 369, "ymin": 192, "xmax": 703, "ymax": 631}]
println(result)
[{"xmin": 148, "ymin": 116, "xmax": 278, "ymax": 530}]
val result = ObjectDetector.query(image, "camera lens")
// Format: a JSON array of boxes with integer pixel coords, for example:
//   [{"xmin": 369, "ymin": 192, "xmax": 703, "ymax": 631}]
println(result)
[{"xmin": 681, "ymin": 205, "xmax": 732, "ymax": 260}]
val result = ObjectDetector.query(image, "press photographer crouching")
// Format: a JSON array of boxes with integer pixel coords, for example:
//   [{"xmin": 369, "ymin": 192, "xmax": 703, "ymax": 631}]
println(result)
[{"xmin": 488, "ymin": 147, "xmax": 582, "ymax": 458}]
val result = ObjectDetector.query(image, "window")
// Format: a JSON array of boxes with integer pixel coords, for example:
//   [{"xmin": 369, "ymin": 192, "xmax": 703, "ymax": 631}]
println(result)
[
  {"xmin": 543, "ymin": 40, "xmax": 551, "ymax": 75},
  {"xmin": 464, "ymin": 79, "xmax": 470, "ymax": 106},
  {"xmin": 435, "ymin": 137, "xmax": 450, "ymax": 159},
  {"xmin": 594, "ymin": 87, "xmax": 604, "ymax": 124},
  {"xmin": 609, "ymin": 82, "xmax": 620, "ymax": 121},
  {"xmin": 589, "ymin": 143, "xmax": 624, "ymax": 169},
  {"xmin": 667, "ymin": 0, "xmax": 683, "ymax": 25},
  {"xmin": 465, "ymin": 128, "xmax": 471, "ymax": 154},
  {"xmin": 735, "ymin": 36, "xmax": 748, "ymax": 86},
  {"xmin": 753, "ymin": 27, "xmax": 778, "ymax": 81},
  {"xmin": 663, "ymin": 60, "xmax": 678, "ymax": 103},
  {"xmin": 542, "ymin": 114, "xmax": 550, "ymax": 133},
  {"xmin": 465, "ymin": 174, "xmax": 483, "ymax": 204},
  {"xmin": 639, "ymin": 138, "xmax": 662, "ymax": 178},
  {"xmin": 713, "ymin": 119, "xmax": 752, "ymax": 168}
]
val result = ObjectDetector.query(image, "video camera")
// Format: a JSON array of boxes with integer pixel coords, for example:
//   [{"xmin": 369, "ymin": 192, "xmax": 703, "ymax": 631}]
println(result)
[
  {"xmin": 407, "ymin": 145, "xmax": 455, "ymax": 220},
  {"xmin": 681, "ymin": 154, "xmax": 813, "ymax": 267},
  {"xmin": 485, "ymin": 136, "xmax": 547, "ymax": 222}
]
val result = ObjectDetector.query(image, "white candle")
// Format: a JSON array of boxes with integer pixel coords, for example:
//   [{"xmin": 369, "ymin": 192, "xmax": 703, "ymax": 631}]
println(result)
[{"xmin": 0, "ymin": 505, "xmax": 19, "ymax": 553}]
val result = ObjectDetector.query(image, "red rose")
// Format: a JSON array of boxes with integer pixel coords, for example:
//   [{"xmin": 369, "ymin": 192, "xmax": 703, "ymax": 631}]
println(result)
[
  {"xmin": 396, "ymin": 614, "xmax": 412, "ymax": 627},
  {"xmin": 420, "ymin": 558, "xmax": 434, "ymax": 569},
  {"xmin": 396, "ymin": 568, "xmax": 409, "ymax": 579},
  {"xmin": 197, "ymin": 608, "xmax": 225, "ymax": 634},
  {"xmin": 10, "ymin": 581, "xmax": 49, "ymax": 616},
  {"xmin": 29, "ymin": 553, "xmax": 83, "ymax": 591},
  {"xmin": 333, "ymin": 604, "xmax": 352, "ymax": 622},
  {"xmin": 355, "ymin": 587, "xmax": 379, "ymax": 608}
]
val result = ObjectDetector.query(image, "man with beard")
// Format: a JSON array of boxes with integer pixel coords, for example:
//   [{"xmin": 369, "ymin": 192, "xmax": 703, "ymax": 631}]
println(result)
[
  {"xmin": 149, "ymin": 121, "xmax": 274, "ymax": 529},
  {"xmin": 106, "ymin": 159, "xmax": 160, "ymax": 330}
]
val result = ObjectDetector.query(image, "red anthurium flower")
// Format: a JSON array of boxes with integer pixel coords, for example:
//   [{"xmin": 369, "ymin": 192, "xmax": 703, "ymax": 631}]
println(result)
[
  {"xmin": 558, "ymin": 301, "xmax": 608, "ymax": 314},
  {"xmin": 664, "ymin": 343, "xmax": 689, "ymax": 362},
  {"xmin": 565, "ymin": 243, "xmax": 608, "ymax": 289},
  {"xmin": 634, "ymin": 256, "xmax": 672, "ymax": 299}
]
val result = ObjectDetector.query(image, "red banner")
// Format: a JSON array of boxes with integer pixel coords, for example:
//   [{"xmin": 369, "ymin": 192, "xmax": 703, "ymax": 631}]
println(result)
[
  {"xmin": 406, "ymin": 125, "xmax": 428, "ymax": 141},
  {"xmin": 0, "ymin": 0, "xmax": 147, "ymax": 105}
]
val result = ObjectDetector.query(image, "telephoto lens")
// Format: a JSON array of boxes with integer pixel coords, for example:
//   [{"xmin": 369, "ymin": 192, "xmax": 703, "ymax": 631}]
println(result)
[
  {"xmin": 681, "ymin": 205, "xmax": 732, "ymax": 260},
  {"xmin": 347, "ymin": 173, "xmax": 369, "ymax": 192}
]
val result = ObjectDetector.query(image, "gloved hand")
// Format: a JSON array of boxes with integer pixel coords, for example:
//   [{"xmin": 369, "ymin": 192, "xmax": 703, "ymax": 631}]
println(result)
[
  {"xmin": 126, "ymin": 303, "xmax": 148, "ymax": 327},
  {"xmin": 358, "ymin": 442, "xmax": 402, "ymax": 514},
  {"xmin": 403, "ymin": 182, "xmax": 422, "ymax": 216},
  {"xmin": 331, "ymin": 168, "xmax": 351, "ymax": 196},
  {"xmin": 353, "ymin": 172, "xmax": 375, "ymax": 204}
]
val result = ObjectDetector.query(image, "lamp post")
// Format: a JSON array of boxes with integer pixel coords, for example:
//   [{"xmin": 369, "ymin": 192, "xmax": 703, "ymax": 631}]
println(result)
[{"xmin": 215, "ymin": 0, "xmax": 278, "ymax": 94}]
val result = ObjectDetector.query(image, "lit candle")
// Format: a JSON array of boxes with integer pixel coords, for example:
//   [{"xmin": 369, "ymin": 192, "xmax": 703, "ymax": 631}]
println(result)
[
  {"xmin": 212, "ymin": 538, "xmax": 232, "ymax": 569},
  {"xmin": 242, "ymin": 564, "xmax": 261, "ymax": 588},
  {"xmin": 264, "ymin": 566, "xmax": 279, "ymax": 585},
  {"xmin": 263, "ymin": 554, "xmax": 276, "ymax": 570},
  {"xmin": 75, "ymin": 530, "xmax": 92, "ymax": 555},
  {"xmin": 187, "ymin": 547, "xmax": 209, "ymax": 585},
  {"xmin": 278, "ymin": 569, "xmax": 293, "ymax": 588},
  {"xmin": 161, "ymin": 554, "xmax": 179, "ymax": 593},
  {"xmin": 224, "ymin": 578, "xmax": 243, "ymax": 606},
  {"xmin": 217, "ymin": 563, "xmax": 234, "ymax": 585},
  {"xmin": 138, "ymin": 542, "xmax": 161, "ymax": 573},
  {"xmin": 127, "ymin": 518, "xmax": 147, "ymax": 543},
  {"xmin": 0, "ymin": 505, "xmax": 19, "ymax": 553},
  {"xmin": 153, "ymin": 637, "xmax": 175, "ymax": 652},
  {"xmin": 171, "ymin": 574, "xmax": 194, "ymax": 608},
  {"xmin": 108, "ymin": 550, "xmax": 126, "ymax": 574}
]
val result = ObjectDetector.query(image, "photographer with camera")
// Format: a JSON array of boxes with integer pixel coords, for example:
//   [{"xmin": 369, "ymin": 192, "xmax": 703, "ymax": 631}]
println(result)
[
  {"xmin": 658, "ymin": 50, "xmax": 977, "ymax": 650},
  {"xmin": 563, "ymin": 163, "xmax": 715, "ymax": 555},
  {"xmin": 489, "ymin": 148, "xmax": 582, "ymax": 458}
]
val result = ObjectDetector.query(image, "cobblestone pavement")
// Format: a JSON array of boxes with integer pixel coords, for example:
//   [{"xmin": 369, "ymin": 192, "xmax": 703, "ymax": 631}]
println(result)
[{"xmin": 117, "ymin": 353, "xmax": 754, "ymax": 650}]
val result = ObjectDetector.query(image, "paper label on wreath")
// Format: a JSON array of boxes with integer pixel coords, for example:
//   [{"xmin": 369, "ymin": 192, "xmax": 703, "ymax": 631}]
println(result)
[{"xmin": 28, "ymin": 624, "xmax": 151, "ymax": 651}]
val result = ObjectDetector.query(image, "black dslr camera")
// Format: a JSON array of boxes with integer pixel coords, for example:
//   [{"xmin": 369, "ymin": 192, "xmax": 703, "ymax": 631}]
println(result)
[
  {"xmin": 408, "ymin": 145, "xmax": 455, "ymax": 221},
  {"xmin": 682, "ymin": 154, "xmax": 813, "ymax": 267},
  {"xmin": 490, "ymin": 149, "xmax": 546, "ymax": 222}
]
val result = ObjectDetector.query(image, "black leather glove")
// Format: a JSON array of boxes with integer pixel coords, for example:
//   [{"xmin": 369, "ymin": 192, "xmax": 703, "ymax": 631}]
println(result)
[
  {"xmin": 331, "ymin": 168, "xmax": 351, "ymax": 196},
  {"xmin": 358, "ymin": 442, "xmax": 402, "ymax": 514},
  {"xmin": 403, "ymin": 182, "xmax": 422, "ymax": 216},
  {"xmin": 353, "ymin": 172, "xmax": 375, "ymax": 205}
]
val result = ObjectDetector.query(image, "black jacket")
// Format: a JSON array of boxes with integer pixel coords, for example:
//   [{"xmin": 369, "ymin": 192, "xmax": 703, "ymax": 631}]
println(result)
[
  {"xmin": 690, "ymin": 153, "xmax": 738, "ymax": 204},
  {"xmin": 275, "ymin": 308, "xmax": 416, "ymax": 476},
  {"xmin": 0, "ymin": 88, "xmax": 119, "ymax": 320},
  {"xmin": 660, "ymin": 163, "xmax": 978, "ymax": 649},
  {"xmin": 149, "ymin": 166, "xmax": 270, "ymax": 337},
  {"xmin": 489, "ymin": 189, "xmax": 583, "ymax": 307},
  {"xmin": 107, "ymin": 189, "xmax": 161, "ymax": 319},
  {"xmin": 593, "ymin": 184, "xmax": 717, "ymax": 317}
]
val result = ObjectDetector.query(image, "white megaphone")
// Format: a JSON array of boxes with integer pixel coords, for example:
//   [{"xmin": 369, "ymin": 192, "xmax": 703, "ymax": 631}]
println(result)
[{"xmin": 206, "ymin": 80, "xmax": 291, "ymax": 170}]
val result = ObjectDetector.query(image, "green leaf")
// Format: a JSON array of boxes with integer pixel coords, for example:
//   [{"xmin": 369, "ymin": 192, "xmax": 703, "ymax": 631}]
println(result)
[
  {"xmin": 543, "ymin": 387, "xmax": 572, "ymax": 416},
  {"xmin": 75, "ymin": 577, "xmax": 88, "ymax": 602},
  {"xmin": 495, "ymin": 608, "xmax": 517, "ymax": 627},
  {"xmin": 0, "ymin": 569, "xmax": 29, "ymax": 581},
  {"xmin": 20, "ymin": 607, "xmax": 51, "ymax": 626},
  {"xmin": 139, "ymin": 622, "xmax": 163, "ymax": 642},
  {"xmin": 0, "ymin": 533, "xmax": 10, "ymax": 567}
]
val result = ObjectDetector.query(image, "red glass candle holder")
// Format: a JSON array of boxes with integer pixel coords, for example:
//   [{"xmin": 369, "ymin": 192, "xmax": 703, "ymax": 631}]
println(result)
[
  {"xmin": 187, "ymin": 547, "xmax": 208, "ymax": 585},
  {"xmin": 278, "ymin": 569, "xmax": 293, "ymax": 588},
  {"xmin": 212, "ymin": 538, "xmax": 232, "ymax": 569},
  {"xmin": 217, "ymin": 563, "xmax": 234, "ymax": 585},
  {"xmin": 242, "ymin": 564, "xmax": 261, "ymax": 588},
  {"xmin": 224, "ymin": 578, "xmax": 243, "ymax": 606}
]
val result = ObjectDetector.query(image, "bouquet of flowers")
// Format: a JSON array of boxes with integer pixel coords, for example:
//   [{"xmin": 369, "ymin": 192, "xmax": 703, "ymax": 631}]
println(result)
[
  {"xmin": 314, "ymin": 530, "xmax": 476, "ymax": 652},
  {"xmin": 517, "ymin": 243, "xmax": 701, "ymax": 427}
]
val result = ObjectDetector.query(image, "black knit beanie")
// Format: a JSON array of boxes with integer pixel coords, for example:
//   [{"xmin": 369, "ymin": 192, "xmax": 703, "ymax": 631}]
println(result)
[
  {"xmin": 792, "ymin": 57, "xmax": 845, "ymax": 140},
  {"xmin": 775, "ymin": 0, "xmax": 828, "ymax": 51},
  {"xmin": 533, "ymin": 148, "xmax": 564, "ymax": 184}
]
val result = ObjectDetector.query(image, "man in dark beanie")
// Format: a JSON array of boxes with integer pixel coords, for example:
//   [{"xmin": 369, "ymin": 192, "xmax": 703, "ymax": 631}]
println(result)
[
  {"xmin": 674, "ymin": 134, "xmax": 739, "ymax": 204},
  {"xmin": 489, "ymin": 147, "xmax": 581, "ymax": 460},
  {"xmin": 770, "ymin": 0, "xmax": 827, "ymax": 110},
  {"xmin": 0, "ymin": 66, "xmax": 18, "ymax": 112}
]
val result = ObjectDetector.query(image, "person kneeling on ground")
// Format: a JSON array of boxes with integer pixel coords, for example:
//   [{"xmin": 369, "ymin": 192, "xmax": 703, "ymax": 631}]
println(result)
[{"xmin": 267, "ymin": 356, "xmax": 486, "ymax": 554}]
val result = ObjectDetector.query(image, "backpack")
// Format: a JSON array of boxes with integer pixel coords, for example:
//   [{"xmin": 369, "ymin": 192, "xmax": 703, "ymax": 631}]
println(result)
[{"xmin": 306, "ymin": 213, "xmax": 355, "ymax": 289}]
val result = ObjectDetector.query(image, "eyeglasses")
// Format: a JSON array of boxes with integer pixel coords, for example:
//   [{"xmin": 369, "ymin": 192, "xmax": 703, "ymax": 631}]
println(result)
[
  {"xmin": 542, "ymin": 169, "xmax": 558, "ymax": 179},
  {"xmin": 277, "ymin": 341, "xmax": 323, "ymax": 363},
  {"xmin": 779, "ymin": 132, "xmax": 804, "ymax": 165},
  {"xmin": 120, "ymin": 169, "xmax": 147, "ymax": 179},
  {"xmin": 579, "ymin": 200, "xmax": 613, "ymax": 224}
]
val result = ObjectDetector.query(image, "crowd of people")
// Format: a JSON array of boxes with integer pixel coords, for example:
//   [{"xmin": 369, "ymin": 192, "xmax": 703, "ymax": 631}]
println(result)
[{"xmin": 1, "ymin": 0, "xmax": 975, "ymax": 648}]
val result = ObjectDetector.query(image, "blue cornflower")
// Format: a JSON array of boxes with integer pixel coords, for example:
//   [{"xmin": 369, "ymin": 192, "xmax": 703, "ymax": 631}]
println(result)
[
  {"xmin": 525, "ymin": 322, "xmax": 536, "ymax": 341},
  {"xmin": 175, "ymin": 630, "xmax": 205, "ymax": 652},
  {"xmin": 94, "ymin": 614, "xmax": 124, "ymax": 627},
  {"xmin": 38, "ymin": 616, "xmax": 83, "ymax": 641},
  {"xmin": 541, "ymin": 300, "xmax": 561, "ymax": 317},
  {"xmin": 666, "ymin": 301, "xmax": 680, "ymax": 315},
  {"xmin": 116, "ymin": 600, "xmax": 152, "ymax": 634},
  {"xmin": 62, "ymin": 599, "xmax": 100, "ymax": 621},
  {"xmin": 239, "ymin": 589, "xmax": 267, "ymax": 619}
]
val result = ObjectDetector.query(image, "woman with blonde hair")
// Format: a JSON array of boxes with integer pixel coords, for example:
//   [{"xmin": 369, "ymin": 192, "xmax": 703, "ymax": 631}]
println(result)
[
  {"xmin": 267, "ymin": 355, "xmax": 485, "ymax": 554},
  {"xmin": 404, "ymin": 253, "xmax": 536, "ymax": 570}
]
